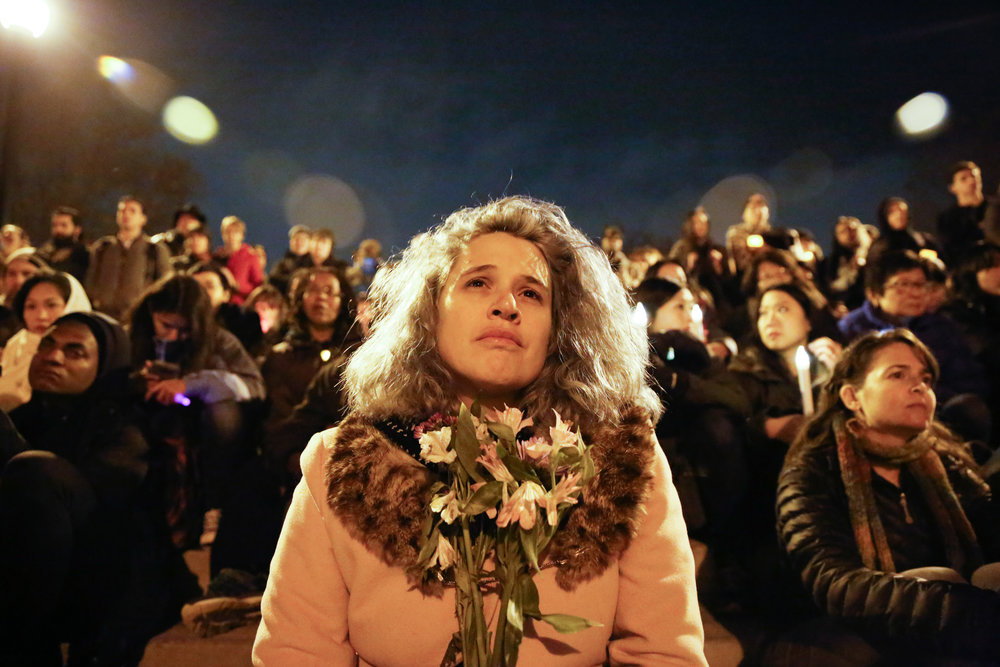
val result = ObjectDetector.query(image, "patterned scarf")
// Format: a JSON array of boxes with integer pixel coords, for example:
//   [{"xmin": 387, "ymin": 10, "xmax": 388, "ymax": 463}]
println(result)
[{"xmin": 833, "ymin": 414, "xmax": 982, "ymax": 575}]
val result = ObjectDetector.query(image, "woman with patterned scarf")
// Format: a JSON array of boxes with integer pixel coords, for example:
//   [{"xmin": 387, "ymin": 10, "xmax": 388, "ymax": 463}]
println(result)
[{"xmin": 776, "ymin": 328, "xmax": 1000, "ymax": 665}]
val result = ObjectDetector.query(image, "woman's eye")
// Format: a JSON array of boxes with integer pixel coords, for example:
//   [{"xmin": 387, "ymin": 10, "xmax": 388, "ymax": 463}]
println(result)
[
  {"xmin": 522, "ymin": 289, "xmax": 541, "ymax": 301},
  {"xmin": 466, "ymin": 278, "xmax": 486, "ymax": 288}
]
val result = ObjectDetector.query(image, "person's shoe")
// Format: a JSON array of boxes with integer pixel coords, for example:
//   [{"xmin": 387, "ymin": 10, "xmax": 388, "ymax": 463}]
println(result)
[
  {"xmin": 200, "ymin": 508, "xmax": 222, "ymax": 547},
  {"xmin": 181, "ymin": 568, "xmax": 267, "ymax": 637}
]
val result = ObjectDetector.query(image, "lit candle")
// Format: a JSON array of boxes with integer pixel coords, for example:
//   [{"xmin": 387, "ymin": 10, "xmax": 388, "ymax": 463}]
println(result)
[
  {"xmin": 795, "ymin": 345, "xmax": 814, "ymax": 416},
  {"xmin": 631, "ymin": 302, "xmax": 648, "ymax": 328},
  {"xmin": 746, "ymin": 234, "xmax": 764, "ymax": 248}
]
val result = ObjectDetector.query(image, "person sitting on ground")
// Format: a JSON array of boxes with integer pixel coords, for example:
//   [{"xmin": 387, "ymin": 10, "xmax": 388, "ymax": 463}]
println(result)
[
  {"xmin": 267, "ymin": 225, "xmax": 312, "ymax": 296},
  {"xmin": 635, "ymin": 277, "xmax": 750, "ymax": 543},
  {"xmin": 0, "ymin": 312, "xmax": 199, "ymax": 664},
  {"xmin": 170, "ymin": 222, "xmax": 216, "ymax": 274},
  {"xmin": 244, "ymin": 283, "xmax": 289, "ymax": 353},
  {"xmin": 0, "ymin": 224, "xmax": 30, "ymax": 260},
  {"xmin": 839, "ymin": 249, "xmax": 989, "ymax": 444},
  {"xmin": 0, "ymin": 272, "xmax": 91, "ymax": 412},
  {"xmin": 261, "ymin": 267, "xmax": 360, "ymax": 429},
  {"xmin": 0, "ymin": 247, "xmax": 46, "ymax": 307},
  {"xmin": 254, "ymin": 196, "xmax": 707, "ymax": 664},
  {"xmin": 866, "ymin": 196, "xmax": 939, "ymax": 269},
  {"xmin": 190, "ymin": 262, "xmax": 265, "ymax": 359},
  {"xmin": 128, "ymin": 274, "xmax": 265, "ymax": 547},
  {"xmin": 776, "ymin": 329, "xmax": 1000, "ymax": 665},
  {"xmin": 822, "ymin": 215, "xmax": 872, "ymax": 314}
]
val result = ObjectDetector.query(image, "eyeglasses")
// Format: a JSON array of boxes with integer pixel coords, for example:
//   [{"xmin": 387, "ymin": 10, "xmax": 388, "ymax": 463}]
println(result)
[{"xmin": 885, "ymin": 280, "xmax": 930, "ymax": 293}]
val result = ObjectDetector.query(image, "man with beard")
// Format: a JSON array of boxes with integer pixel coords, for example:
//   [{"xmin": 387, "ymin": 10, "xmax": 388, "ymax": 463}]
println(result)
[{"xmin": 36, "ymin": 206, "xmax": 90, "ymax": 282}]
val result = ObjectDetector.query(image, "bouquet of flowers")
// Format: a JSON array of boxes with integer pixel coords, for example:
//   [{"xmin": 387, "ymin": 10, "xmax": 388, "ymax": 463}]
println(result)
[{"xmin": 414, "ymin": 404, "xmax": 600, "ymax": 667}]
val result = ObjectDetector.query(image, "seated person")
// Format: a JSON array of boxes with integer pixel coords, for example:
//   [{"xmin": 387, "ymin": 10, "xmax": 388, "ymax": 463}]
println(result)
[
  {"xmin": 0, "ymin": 271, "xmax": 91, "ymax": 412},
  {"xmin": 128, "ymin": 275, "xmax": 265, "ymax": 547},
  {"xmin": 839, "ymin": 249, "xmax": 989, "ymax": 443},
  {"xmin": 190, "ymin": 262, "xmax": 265, "ymax": 359},
  {"xmin": 261, "ymin": 267, "xmax": 360, "ymax": 428},
  {"xmin": 777, "ymin": 329, "xmax": 1000, "ymax": 664},
  {"xmin": 0, "ymin": 313, "xmax": 197, "ymax": 664},
  {"xmin": 634, "ymin": 277, "xmax": 750, "ymax": 540}
]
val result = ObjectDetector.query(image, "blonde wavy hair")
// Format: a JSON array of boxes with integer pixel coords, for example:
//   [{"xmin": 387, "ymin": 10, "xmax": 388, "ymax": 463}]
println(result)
[{"xmin": 343, "ymin": 196, "xmax": 660, "ymax": 433}]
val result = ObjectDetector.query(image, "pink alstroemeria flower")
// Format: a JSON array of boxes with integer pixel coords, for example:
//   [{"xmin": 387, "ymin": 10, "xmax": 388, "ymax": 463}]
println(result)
[
  {"xmin": 419, "ymin": 427, "xmax": 456, "ymax": 464},
  {"xmin": 483, "ymin": 405, "xmax": 534, "ymax": 435},
  {"xmin": 476, "ymin": 441, "xmax": 515, "ymax": 483},
  {"xmin": 430, "ymin": 488, "xmax": 461, "ymax": 524},
  {"xmin": 496, "ymin": 481, "xmax": 545, "ymax": 530},
  {"xmin": 549, "ymin": 410, "xmax": 578, "ymax": 451},
  {"xmin": 429, "ymin": 534, "xmax": 457, "ymax": 570},
  {"xmin": 540, "ymin": 473, "xmax": 583, "ymax": 526},
  {"xmin": 517, "ymin": 435, "xmax": 553, "ymax": 464}
]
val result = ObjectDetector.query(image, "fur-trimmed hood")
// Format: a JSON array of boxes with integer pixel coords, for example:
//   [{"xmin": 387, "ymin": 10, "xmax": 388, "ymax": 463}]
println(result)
[{"xmin": 324, "ymin": 406, "xmax": 657, "ymax": 592}]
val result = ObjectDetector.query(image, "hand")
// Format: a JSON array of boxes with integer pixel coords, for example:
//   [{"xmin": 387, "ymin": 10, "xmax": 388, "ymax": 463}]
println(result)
[
  {"xmin": 710, "ymin": 248, "xmax": 724, "ymax": 274},
  {"xmin": 808, "ymin": 337, "xmax": 843, "ymax": 371},
  {"xmin": 146, "ymin": 378, "xmax": 187, "ymax": 405},
  {"xmin": 765, "ymin": 414, "xmax": 806, "ymax": 443},
  {"xmin": 705, "ymin": 341, "xmax": 731, "ymax": 360}
]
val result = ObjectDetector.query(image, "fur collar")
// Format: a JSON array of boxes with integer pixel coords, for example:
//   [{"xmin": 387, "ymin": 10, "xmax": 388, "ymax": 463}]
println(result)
[{"xmin": 324, "ymin": 406, "xmax": 656, "ymax": 592}]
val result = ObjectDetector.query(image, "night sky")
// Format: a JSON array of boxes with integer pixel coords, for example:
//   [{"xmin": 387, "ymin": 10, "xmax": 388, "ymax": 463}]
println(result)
[{"xmin": 16, "ymin": 2, "xmax": 1000, "ymax": 261}]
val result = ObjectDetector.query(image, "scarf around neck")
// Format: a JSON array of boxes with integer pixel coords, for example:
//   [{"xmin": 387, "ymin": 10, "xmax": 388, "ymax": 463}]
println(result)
[{"xmin": 833, "ymin": 414, "xmax": 982, "ymax": 576}]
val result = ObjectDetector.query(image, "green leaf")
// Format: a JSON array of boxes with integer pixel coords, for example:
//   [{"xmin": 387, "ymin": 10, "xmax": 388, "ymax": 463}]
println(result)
[
  {"xmin": 486, "ymin": 422, "xmax": 516, "ymax": 444},
  {"xmin": 506, "ymin": 595, "xmax": 524, "ymax": 633},
  {"xmin": 581, "ymin": 448, "xmax": 596, "ymax": 483},
  {"xmin": 519, "ymin": 525, "xmax": 541, "ymax": 573},
  {"xmin": 501, "ymin": 451, "xmax": 541, "ymax": 484},
  {"xmin": 518, "ymin": 574, "xmax": 541, "ymax": 618},
  {"xmin": 463, "ymin": 480, "xmax": 504, "ymax": 515},
  {"xmin": 538, "ymin": 613, "xmax": 603, "ymax": 634},
  {"xmin": 454, "ymin": 405, "xmax": 486, "ymax": 483},
  {"xmin": 416, "ymin": 527, "xmax": 439, "ymax": 565},
  {"xmin": 453, "ymin": 564, "xmax": 474, "ymax": 595}
]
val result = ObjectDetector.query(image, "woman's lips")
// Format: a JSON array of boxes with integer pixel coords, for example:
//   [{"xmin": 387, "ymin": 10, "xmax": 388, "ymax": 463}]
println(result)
[{"xmin": 477, "ymin": 328, "xmax": 522, "ymax": 346}]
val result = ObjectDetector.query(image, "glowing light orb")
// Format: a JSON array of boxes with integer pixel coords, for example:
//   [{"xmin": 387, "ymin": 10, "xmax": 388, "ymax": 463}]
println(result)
[
  {"xmin": 746, "ymin": 234, "xmax": 765, "ymax": 248},
  {"xmin": 98, "ymin": 56, "xmax": 133, "ymax": 83},
  {"xmin": 285, "ymin": 175, "xmax": 365, "ymax": 247},
  {"xmin": 162, "ymin": 96, "xmax": 218, "ymax": 145},
  {"xmin": 0, "ymin": 0, "xmax": 49, "ymax": 38},
  {"xmin": 896, "ymin": 92, "xmax": 949, "ymax": 137}
]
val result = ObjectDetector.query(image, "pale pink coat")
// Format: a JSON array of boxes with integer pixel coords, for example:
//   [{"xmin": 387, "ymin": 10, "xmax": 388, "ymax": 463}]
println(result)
[{"xmin": 254, "ymin": 427, "xmax": 707, "ymax": 666}]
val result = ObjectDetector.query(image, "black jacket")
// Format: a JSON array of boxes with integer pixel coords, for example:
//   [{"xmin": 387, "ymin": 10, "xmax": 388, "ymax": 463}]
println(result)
[{"xmin": 777, "ymin": 432, "xmax": 1000, "ymax": 660}]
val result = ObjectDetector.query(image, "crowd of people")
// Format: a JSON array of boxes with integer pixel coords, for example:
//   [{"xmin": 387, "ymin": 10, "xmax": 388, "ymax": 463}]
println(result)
[{"xmin": 0, "ymin": 159, "xmax": 997, "ymax": 664}]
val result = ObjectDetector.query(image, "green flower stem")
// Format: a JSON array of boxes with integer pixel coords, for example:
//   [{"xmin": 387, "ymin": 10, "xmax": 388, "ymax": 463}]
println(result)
[{"xmin": 462, "ymin": 518, "xmax": 489, "ymax": 665}]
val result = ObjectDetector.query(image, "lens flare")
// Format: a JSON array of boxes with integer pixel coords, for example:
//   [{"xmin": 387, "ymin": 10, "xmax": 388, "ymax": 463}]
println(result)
[
  {"xmin": 162, "ymin": 96, "xmax": 218, "ymax": 145},
  {"xmin": 896, "ymin": 92, "xmax": 949, "ymax": 137},
  {"xmin": 97, "ymin": 56, "xmax": 133, "ymax": 83},
  {"xmin": 0, "ymin": 0, "xmax": 49, "ymax": 38}
]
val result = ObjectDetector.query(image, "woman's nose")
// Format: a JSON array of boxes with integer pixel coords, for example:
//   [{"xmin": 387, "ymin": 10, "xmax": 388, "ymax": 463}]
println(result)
[{"xmin": 490, "ymin": 292, "xmax": 519, "ymax": 321}]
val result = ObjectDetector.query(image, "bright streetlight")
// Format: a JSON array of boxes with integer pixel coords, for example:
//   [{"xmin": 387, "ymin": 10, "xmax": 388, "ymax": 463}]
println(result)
[{"xmin": 0, "ymin": 0, "xmax": 50, "ymax": 38}]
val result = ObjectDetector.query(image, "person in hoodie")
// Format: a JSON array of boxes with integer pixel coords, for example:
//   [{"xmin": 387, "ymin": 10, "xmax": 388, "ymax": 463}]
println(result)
[
  {"xmin": 866, "ymin": 197, "xmax": 940, "ymax": 269},
  {"xmin": 0, "ymin": 312, "xmax": 198, "ymax": 665}
]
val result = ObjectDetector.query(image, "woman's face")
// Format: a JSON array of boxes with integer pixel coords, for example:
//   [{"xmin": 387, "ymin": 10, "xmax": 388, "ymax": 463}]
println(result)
[
  {"xmin": 23, "ymin": 282, "xmax": 67, "ymax": 334},
  {"xmin": 193, "ymin": 271, "xmax": 230, "ymax": 310},
  {"xmin": 757, "ymin": 289, "xmax": 810, "ymax": 353},
  {"xmin": 835, "ymin": 219, "xmax": 859, "ymax": 248},
  {"xmin": 152, "ymin": 312, "xmax": 191, "ymax": 342},
  {"xmin": 4, "ymin": 258, "xmax": 38, "ymax": 299},
  {"xmin": 840, "ymin": 343, "xmax": 936, "ymax": 439},
  {"xmin": 886, "ymin": 201, "xmax": 909, "ymax": 230},
  {"xmin": 254, "ymin": 301, "xmax": 281, "ymax": 334},
  {"xmin": 436, "ymin": 232, "xmax": 552, "ymax": 407},
  {"xmin": 756, "ymin": 261, "xmax": 791, "ymax": 291},
  {"xmin": 650, "ymin": 288, "xmax": 695, "ymax": 334},
  {"xmin": 301, "ymin": 272, "xmax": 342, "ymax": 328}
]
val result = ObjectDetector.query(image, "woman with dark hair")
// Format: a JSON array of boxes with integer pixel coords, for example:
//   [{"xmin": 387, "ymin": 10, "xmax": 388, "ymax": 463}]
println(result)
[
  {"xmin": 254, "ymin": 196, "xmax": 707, "ymax": 664},
  {"xmin": 128, "ymin": 274, "xmax": 264, "ymax": 546},
  {"xmin": 0, "ymin": 271, "xmax": 91, "ymax": 411},
  {"xmin": 867, "ymin": 197, "xmax": 939, "ymax": 269},
  {"xmin": 776, "ymin": 329, "xmax": 1000, "ymax": 663},
  {"xmin": 0, "ymin": 312, "xmax": 198, "ymax": 664},
  {"xmin": 823, "ymin": 215, "xmax": 872, "ymax": 313},
  {"xmin": 261, "ymin": 267, "xmax": 360, "ymax": 431},
  {"xmin": 736, "ymin": 248, "xmax": 842, "ymax": 344},
  {"xmin": 634, "ymin": 277, "xmax": 750, "ymax": 543}
]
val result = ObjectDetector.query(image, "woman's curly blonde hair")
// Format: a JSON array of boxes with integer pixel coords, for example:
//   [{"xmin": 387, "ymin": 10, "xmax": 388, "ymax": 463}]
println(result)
[{"xmin": 343, "ymin": 196, "xmax": 660, "ymax": 433}]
